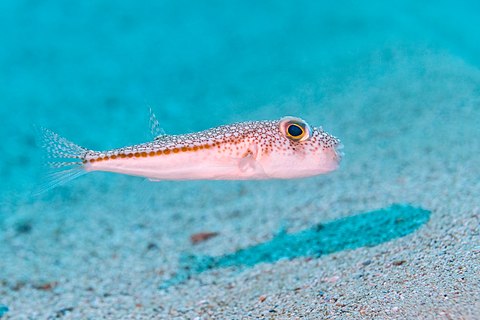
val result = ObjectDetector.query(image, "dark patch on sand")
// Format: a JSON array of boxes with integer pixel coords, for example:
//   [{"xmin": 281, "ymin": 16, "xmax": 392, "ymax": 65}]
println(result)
[{"xmin": 161, "ymin": 204, "xmax": 430, "ymax": 288}]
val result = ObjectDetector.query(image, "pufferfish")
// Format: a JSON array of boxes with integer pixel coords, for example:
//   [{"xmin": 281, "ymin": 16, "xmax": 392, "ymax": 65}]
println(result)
[{"xmin": 38, "ymin": 111, "xmax": 343, "ymax": 193}]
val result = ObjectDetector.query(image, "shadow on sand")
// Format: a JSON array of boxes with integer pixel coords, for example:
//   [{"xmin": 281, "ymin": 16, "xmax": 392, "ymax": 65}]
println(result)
[{"xmin": 160, "ymin": 204, "xmax": 430, "ymax": 289}]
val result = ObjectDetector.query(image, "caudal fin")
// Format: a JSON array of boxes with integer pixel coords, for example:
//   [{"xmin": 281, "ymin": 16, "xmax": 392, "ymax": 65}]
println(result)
[{"xmin": 34, "ymin": 127, "xmax": 90, "ymax": 195}]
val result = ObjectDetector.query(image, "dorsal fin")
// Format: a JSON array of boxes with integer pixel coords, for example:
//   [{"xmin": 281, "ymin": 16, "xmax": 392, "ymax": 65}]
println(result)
[{"xmin": 149, "ymin": 107, "xmax": 167, "ymax": 140}]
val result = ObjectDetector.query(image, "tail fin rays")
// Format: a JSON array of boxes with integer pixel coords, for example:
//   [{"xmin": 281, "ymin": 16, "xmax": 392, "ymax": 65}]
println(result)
[
  {"xmin": 34, "ymin": 165, "xmax": 87, "ymax": 195},
  {"xmin": 38, "ymin": 127, "xmax": 88, "ymax": 159},
  {"xmin": 34, "ymin": 127, "xmax": 90, "ymax": 195}
]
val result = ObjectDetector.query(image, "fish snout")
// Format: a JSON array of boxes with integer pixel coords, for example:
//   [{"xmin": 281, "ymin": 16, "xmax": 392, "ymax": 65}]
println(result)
[{"xmin": 333, "ymin": 142, "xmax": 344, "ymax": 163}]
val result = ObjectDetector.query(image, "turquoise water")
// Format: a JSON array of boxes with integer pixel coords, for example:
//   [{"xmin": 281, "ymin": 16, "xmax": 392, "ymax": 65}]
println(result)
[
  {"xmin": 1, "ymin": 1, "xmax": 480, "ymax": 198},
  {"xmin": 1, "ymin": 1, "xmax": 480, "ymax": 318}
]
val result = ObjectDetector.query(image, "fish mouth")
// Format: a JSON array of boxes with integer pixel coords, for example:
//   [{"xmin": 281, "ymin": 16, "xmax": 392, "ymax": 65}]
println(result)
[{"xmin": 334, "ymin": 142, "xmax": 344, "ymax": 162}]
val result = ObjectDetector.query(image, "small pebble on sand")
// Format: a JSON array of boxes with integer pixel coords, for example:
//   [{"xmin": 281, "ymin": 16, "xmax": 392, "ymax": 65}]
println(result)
[{"xmin": 190, "ymin": 232, "xmax": 219, "ymax": 244}]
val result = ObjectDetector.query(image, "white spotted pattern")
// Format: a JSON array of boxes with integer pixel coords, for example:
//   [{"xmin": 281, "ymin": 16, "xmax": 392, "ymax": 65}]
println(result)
[{"xmin": 83, "ymin": 119, "xmax": 340, "ymax": 162}]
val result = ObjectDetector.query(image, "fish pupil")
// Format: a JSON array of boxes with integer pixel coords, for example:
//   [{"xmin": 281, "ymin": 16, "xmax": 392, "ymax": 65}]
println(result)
[{"xmin": 287, "ymin": 124, "xmax": 303, "ymax": 137}]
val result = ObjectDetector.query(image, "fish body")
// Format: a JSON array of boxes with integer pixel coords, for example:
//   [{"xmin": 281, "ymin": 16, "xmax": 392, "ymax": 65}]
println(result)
[{"xmin": 38, "ymin": 115, "xmax": 342, "ymax": 193}]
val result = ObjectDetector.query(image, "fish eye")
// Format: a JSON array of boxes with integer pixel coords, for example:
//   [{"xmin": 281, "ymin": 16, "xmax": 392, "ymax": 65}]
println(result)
[
  {"xmin": 279, "ymin": 116, "xmax": 312, "ymax": 142},
  {"xmin": 287, "ymin": 124, "xmax": 304, "ymax": 137}
]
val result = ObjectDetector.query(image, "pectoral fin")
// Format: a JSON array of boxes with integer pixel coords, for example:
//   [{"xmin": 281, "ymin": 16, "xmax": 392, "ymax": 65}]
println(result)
[
  {"xmin": 238, "ymin": 144, "xmax": 264, "ymax": 175},
  {"xmin": 238, "ymin": 153, "xmax": 257, "ymax": 173}
]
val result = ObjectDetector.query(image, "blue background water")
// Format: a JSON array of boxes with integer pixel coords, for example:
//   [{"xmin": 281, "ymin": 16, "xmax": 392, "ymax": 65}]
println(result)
[{"xmin": 1, "ymin": 0, "xmax": 479, "ymax": 199}]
